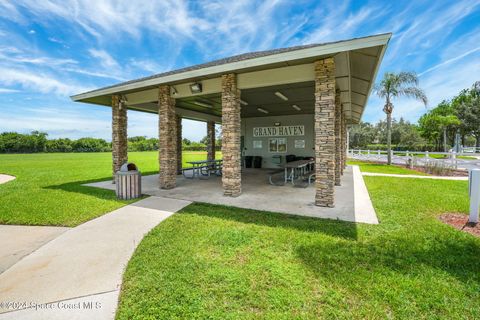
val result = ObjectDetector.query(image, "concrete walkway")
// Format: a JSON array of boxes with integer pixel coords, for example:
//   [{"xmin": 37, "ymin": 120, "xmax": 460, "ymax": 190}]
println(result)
[
  {"xmin": 362, "ymin": 172, "xmax": 468, "ymax": 180},
  {"xmin": 0, "ymin": 174, "xmax": 15, "ymax": 184},
  {"xmin": 0, "ymin": 196, "xmax": 191, "ymax": 319},
  {"xmin": 0, "ymin": 225, "xmax": 69, "ymax": 274},
  {"xmin": 352, "ymin": 166, "xmax": 378, "ymax": 224}
]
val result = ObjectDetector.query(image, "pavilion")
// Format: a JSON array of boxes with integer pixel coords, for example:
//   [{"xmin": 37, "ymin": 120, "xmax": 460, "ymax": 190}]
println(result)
[{"xmin": 72, "ymin": 33, "xmax": 391, "ymax": 208}]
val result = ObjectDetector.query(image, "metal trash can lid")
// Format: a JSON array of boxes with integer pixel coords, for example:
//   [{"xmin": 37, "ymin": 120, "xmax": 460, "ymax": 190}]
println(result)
[{"xmin": 120, "ymin": 162, "xmax": 138, "ymax": 172}]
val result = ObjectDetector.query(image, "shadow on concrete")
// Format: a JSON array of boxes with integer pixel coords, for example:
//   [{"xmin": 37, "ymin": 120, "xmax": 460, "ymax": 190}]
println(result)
[
  {"xmin": 179, "ymin": 202, "xmax": 358, "ymax": 241},
  {"xmin": 43, "ymin": 171, "xmax": 159, "ymax": 201}
]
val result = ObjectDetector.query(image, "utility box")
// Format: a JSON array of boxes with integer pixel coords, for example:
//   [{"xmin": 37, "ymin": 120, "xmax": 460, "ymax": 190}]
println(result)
[
  {"xmin": 115, "ymin": 163, "xmax": 142, "ymax": 200},
  {"xmin": 468, "ymin": 169, "xmax": 480, "ymax": 223}
]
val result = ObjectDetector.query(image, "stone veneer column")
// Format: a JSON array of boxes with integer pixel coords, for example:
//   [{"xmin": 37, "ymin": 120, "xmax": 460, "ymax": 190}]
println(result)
[
  {"xmin": 314, "ymin": 58, "xmax": 336, "ymax": 207},
  {"xmin": 176, "ymin": 115, "xmax": 182, "ymax": 174},
  {"xmin": 340, "ymin": 108, "xmax": 345, "ymax": 175},
  {"xmin": 112, "ymin": 94, "xmax": 127, "ymax": 179},
  {"xmin": 342, "ymin": 114, "xmax": 348, "ymax": 170},
  {"xmin": 221, "ymin": 73, "xmax": 241, "ymax": 197},
  {"xmin": 334, "ymin": 91, "xmax": 342, "ymax": 186},
  {"xmin": 207, "ymin": 120, "xmax": 216, "ymax": 161},
  {"xmin": 158, "ymin": 85, "xmax": 177, "ymax": 189}
]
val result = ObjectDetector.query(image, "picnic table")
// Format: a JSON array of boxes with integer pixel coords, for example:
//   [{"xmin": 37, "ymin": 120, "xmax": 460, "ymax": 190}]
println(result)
[
  {"xmin": 184, "ymin": 159, "xmax": 223, "ymax": 179},
  {"xmin": 283, "ymin": 159, "xmax": 315, "ymax": 185}
]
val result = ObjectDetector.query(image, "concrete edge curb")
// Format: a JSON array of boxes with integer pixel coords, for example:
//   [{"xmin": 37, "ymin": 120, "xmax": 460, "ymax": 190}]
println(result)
[{"xmin": 352, "ymin": 165, "xmax": 379, "ymax": 224}]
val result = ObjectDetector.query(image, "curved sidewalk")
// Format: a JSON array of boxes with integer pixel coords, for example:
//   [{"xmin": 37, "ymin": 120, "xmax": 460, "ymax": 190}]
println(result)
[
  {"xmin": 362, "ymin": 172, "xmax": 468, "ymax": 180},
  {"xmin": 0, "ymin": 174, "xmax": 15, "ymax": 184},
  {"xmin": 0, "ymin": 196, "xmax": 191, "ymax": 319}
]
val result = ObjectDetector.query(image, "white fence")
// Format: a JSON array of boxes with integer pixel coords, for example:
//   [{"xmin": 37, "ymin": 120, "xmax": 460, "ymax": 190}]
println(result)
[
  {"xmin": 462, "ymin": 147, "xmax": 480, "ymax": 153},
  {"xmin": 348, "ymin": 149, "xmax": 469, "ymax": 169}
]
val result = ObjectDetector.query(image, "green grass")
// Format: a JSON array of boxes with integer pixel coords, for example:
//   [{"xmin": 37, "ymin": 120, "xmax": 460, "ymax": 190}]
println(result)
[
  {"xmin": 1, "ymin": 152, "xmax": 479, "ymax": 318},
  {"xmin": 347, "ymin": 160, "xmax": 428, "ymax": 175},
  {"xmin": 399, "ymin": 153, "xmax": 476, "ymax": 160},
  {"xmin": 458, "ymin": 155, "xmax": 477, "ymax": 160},
  {"xmin": 116, "ymin": 177, "xmax": 480, "ymax": 319},
  {"xmin": 0, "ymin": 151, "xmax": 220, "ymax": 226}
]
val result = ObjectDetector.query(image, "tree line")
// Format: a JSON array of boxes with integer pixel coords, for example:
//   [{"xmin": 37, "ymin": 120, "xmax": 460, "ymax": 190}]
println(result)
[
  {"xmin": 0, "ymin": 132, "xmax": 221, "ymax": 153},
  {"xmin": 351, "ymin": 81, "xmax": 480, "ymax": 152},
  {"xmin": 418, "ymin": 81, "xmax": 480, "ymax": 151}
]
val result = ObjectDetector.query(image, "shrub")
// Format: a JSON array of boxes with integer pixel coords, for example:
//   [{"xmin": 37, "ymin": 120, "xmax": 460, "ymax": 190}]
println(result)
[
  {"xmin": 72, "ymin": 138, "xmax": 111, "ymax": 152},
  {"xmin": 423, "ymin": 160, "xmax": 456, "ymax": 176}
]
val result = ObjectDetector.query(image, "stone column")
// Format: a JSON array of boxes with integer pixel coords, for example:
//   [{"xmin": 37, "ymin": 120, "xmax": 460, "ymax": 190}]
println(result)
[
  {"xmin": 112, "ymin": 94, "xmax": 127, "ymax": 179},
  {"xmin": 342, "ymin": 112, "xmax": 347, "ymax": 171},
  {"xmin": 339, "ymin": 106, "xmax": 344, "ymax": 175},
  {"xmin": 314, "ymin": 58, "xmax": 336, "ymax": 207},
  {"xmin": 207, "ymin": 120, "xmax": 216, "ymax": 161},
  {"xmin": 334, "ymin": 91, "xmax": 341, "ymax": 186},
  {"xmin": 158, "ymin": 85, "xmax": 177, "ymax": 189},
  {"xmin": 176, "ymin": 115, "xmax": 182, "ymax": 174},
  {"xmin": 221, "ymin": 73, "xmax": 241, "ymax": 197},
  {"xmin": 345, "ymin": 124, "xmax": 349, "ymax": 168}
]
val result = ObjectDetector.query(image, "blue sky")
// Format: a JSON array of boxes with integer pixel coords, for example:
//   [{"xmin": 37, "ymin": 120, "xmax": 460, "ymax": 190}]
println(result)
[{"xmin": 0, "ymin": 0, "xmax": 479, "ymax": 141}]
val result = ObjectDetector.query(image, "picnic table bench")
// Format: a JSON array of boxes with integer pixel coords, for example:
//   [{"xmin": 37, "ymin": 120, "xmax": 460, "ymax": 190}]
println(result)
[
  {"xmin": 182, "ymin": 159, "xmax": 223, "ymax": 179},
  {"xmin": 268, "ymin": 159, "xmax": 315, "ymax": 187}
]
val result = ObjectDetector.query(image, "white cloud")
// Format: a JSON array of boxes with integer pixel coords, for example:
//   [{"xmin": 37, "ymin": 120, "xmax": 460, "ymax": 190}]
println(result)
[
  {"xmin": 0, "ymin": 67, "xmax": 91, "ymax": 96},
  {"xmin": 0, "ymin": 88, "xmax": 20, "ymax": 93},
  {"xmin": 2, "ymin": 0, "xmax": 480, "ymax": 140},
  {"xmin": 88, "ymin": 49, "xmax": 119, "ymax": 70},
  {"xmin": 0, "ymin": 45, "xmax": 77, "ymax": 67},
  {"xmin": 129, "ymin": 59, "xmax": 163, "ymax": 74},
  {"xmin": 302, "ymin": 4, "xmax": 383, "ymax": 44},
  {"xmin": 12, "ymin": 0, "xmax": 208, "ymax": 40},
  {"xmin": 419, "ymin": 46, "xmax": 480, "ymax": 77},
  {"xmin": 61, "ymin": 67, "xmax": 127, "ymax": 81}
]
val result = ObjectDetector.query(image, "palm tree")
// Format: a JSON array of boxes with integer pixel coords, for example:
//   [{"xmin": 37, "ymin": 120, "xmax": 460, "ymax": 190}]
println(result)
[{"xmin": 375, "ymin": 72, "xmax": 427, "ymax": 164}]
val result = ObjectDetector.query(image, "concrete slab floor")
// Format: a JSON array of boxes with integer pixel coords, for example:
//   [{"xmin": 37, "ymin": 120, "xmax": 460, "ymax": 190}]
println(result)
[
  {"xmin": 0, "ymin": 225, "xmax": 70, "ymax": 275},
  {"xmin": 85, "ymin": 165, "xmax": 378, "ymax": 224}
]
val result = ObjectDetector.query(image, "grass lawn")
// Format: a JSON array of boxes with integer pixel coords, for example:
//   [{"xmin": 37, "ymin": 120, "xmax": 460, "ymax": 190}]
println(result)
[
  {"xmin": 1, "ymin": 153, "xmax": 479, "ymax": 318},
  {"xmin": 347, "ymin": 159, "xmax": 428, "ymax": 175},
  {"xmin": 412, "ymin": 153, "xmax": 477, "ymax": 160},
  {"xmin": 116, "ymin": 176, "xmax": 480, "ymax": 319},
  {"xmin": 0, "ymin": 151, "xmax": 220, "ymax": 226}
]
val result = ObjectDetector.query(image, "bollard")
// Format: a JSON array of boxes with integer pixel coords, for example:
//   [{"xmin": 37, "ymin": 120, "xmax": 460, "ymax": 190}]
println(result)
[
  {"xmin": 469, "ymin": 169, "xmax": 480, "ymax": 224},
  {"xmin": 425, "ymin": 151, "xmax": 429, "ymax": 158}
]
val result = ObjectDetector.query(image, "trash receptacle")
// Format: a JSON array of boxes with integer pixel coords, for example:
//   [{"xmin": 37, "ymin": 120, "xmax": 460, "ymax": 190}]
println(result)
[
  {"xmin": 253, "ymin": 156, "xmax": 262, "ymax": 168},
  {"xmin": 115, "ymin": 162, "xmax": 141, "ymax": 200},
  {"xmin": 245, "ymin": 156, "xmax": 253, "ymax": 168}
]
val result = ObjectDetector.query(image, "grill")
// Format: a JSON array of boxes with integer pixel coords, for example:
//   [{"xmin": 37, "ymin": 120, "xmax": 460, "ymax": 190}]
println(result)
[{"xmin": 115, "ymin": 162, "xmax": 141, "ymax": 200}]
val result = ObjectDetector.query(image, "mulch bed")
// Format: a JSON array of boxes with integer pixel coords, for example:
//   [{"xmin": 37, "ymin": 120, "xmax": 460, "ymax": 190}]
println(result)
[
  {"xmin": 439, "ymin": 213, "xmax": 480, "ymax": 238},
  {"xmin": 414, "ymin": 167, "xmax": 468, "ymax": 177}
]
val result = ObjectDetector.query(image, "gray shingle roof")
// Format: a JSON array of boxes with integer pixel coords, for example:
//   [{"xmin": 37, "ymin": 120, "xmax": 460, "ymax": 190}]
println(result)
[{"xmin": 78, "ymin": 33, "xmax": 388, "ymax": 96}]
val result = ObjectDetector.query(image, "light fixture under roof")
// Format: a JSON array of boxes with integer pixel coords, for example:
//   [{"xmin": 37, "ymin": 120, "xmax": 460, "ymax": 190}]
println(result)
[
  {"xmin": 292, "ymin": 104, "xmax": 301, "ymax": 111},
  {"xmin": 194, "ymin": 101, "xmax": 213, "ymax": 108},
  {"xmin": 239, "ymin": 99, "xmax": 248, "ymax": 106},
  {"xmin": 274, "ymin": 91, "xmax": 288, "ymax": 101},
  {"xmin": 189, "ymin": 82, "xmax": 202, "ymax": 93},
  {"xmin": 257, "ymin": 107, "xmax": 269, "ymax": 114}
]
